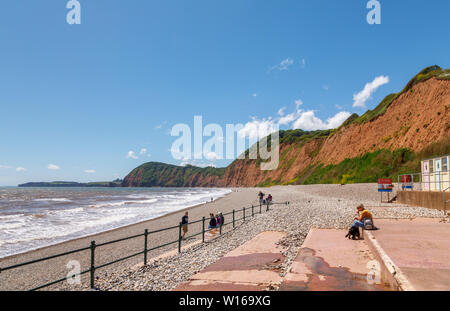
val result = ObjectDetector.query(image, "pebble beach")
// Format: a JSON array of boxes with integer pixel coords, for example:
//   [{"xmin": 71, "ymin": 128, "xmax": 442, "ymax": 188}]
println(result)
[{"xmin": 0, "ymin": 184, "xmax": 443, "ymax": 291}]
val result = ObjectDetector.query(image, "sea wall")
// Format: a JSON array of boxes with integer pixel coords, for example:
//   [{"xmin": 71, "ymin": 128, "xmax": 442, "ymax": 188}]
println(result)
[{"xmin": 397, "ymin": 190, "xmax": 446, "ymax": 211}]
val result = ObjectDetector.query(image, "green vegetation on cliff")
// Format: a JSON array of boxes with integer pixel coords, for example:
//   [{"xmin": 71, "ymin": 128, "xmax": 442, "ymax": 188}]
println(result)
[
  {"xmin": 299, "ymin": 136, "xmax": 450, "ymax": 185},
  {"xmin": 122, "ymin": 162, "xmax": 226, "ymax": 187}
]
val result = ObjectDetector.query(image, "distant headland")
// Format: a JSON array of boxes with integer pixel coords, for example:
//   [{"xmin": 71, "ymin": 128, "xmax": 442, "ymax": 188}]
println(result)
[{"xmin": 18, "ymin": 179, "xmax": 123, "ymax": 188}]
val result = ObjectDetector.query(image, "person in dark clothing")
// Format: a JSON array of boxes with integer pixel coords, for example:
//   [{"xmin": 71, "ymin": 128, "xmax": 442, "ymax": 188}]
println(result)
[
  {"xmin": 258, "ymin": 191, "xmax": 265, "ymax": 204},
  {"xmin": 216, "ymin": 214, "xmax": 221, "ymax": 227},
  {"xmin": 208, "ymin": 213, "xmax": 217, "ymax": 229},
  {"xmin": 219, "ymin": 212, "xmax": 224, "ymax": 227},
  {"xmin": 181, "ymin": 211, "xmax": 189, "ymax": 239}
]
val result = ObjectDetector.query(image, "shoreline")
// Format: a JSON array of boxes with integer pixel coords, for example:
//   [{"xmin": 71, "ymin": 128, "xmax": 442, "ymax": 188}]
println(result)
[
  {"xmin": 0, "ymin": 189, "xmax": 233, "ymax": 261},
  {"xmin": 0, "ymin": 187, "xmax": 263, "ymax": 290}
]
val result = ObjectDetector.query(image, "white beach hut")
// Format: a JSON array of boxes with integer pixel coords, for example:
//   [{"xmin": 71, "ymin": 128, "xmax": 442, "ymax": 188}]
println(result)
[{"xmin": 421, "ymin": 154, "xmax": 449, "ymax": 191}]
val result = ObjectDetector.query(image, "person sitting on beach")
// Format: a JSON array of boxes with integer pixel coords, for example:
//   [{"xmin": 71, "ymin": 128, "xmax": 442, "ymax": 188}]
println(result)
[
  {"xmin": 215, "ymin": 214, "xmax": 221, "ymax": 227},
  {"xmin": 351, "ymin": 204, "xmax": 374, "ymax": 230},
  {"xmin": 181, "ymin": 211, "xmax": 189, "ymax": 240},
  {"xmin": 208, "ymin": 213, "xmax": 217, "ymax": 234}
]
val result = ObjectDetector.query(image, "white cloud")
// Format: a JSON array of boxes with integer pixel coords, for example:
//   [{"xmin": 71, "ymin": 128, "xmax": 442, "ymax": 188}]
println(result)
[
  {"xmin": 140, "ymin": 148, "xmax": 147, "ymax": 155},
  {"xmin": 269, "ymin": 58, "xmax": 294, "ymax": 72},
  {"xmin": 335, "ymin": 104, "xmax": 343, "ymax": 110},
  {"xmin": 326, "ymin": 111, "xmax": 352, "ymax": 128},
  {"xmin": 126, "ymin": 151, "xmax": 138, "ymax": 159},
  {"xmin": 205, "ymin": 152, "xmax": 218, "ymax": 161},
  {"xmin": 292, "ymin": 110, "xmax": 351, "ymax": 131},
  {"xmin": 180, "ymin": 159, "xmax": 216, "ymax": 168},
  {"xmin": 84, "ymin": 169, "xmax": 96, "ymax": 174},
  {"xmin": 277, "ymin": 107, "xmax": 286, "ymax": 116},
  {"xmin": 238, "ymin": 117, "xmax": 279, "ymax": 140},
  {"xmin": 47, "ymin": 164, "xmax": 60, "ymax": 170},
  {"xmin": 292, "ymin": 111, "xmax": 327, "ymax": 131},
  {"xmin": 353, "ymin": 75, "xmax": 389, "ymax": 108},
  {"xmin": 0, "ymin": 165, "xmax": 13, "ymax": 169},
  {"xmin": 278, "ymin": 113, "xmax": 296, "ymax": 125},
  {"xmin": 16, "ymin": 167, "xmax": 26, "ymax": 172},
  {"xmin": 252, "ymin": 93, "xmax": 257, "ymax": 97}
]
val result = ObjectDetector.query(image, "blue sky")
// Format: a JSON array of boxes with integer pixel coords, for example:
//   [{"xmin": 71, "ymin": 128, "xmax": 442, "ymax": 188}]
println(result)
[{"xmin": 0, "ymin": 0, "xmax": 449, "ymax": 186}]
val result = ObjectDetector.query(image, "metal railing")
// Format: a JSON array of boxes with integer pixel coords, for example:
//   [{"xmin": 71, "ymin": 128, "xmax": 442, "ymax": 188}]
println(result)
[
  {"xmin": 0, "ymin": 201, "xmax": 289, "ymax": 291},
  {"xmin": 444, "ymin": 187, "xmax": 450, "ymax": 216}
]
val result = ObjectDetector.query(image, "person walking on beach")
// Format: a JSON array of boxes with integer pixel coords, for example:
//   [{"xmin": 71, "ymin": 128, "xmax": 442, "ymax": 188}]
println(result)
[
  {"xmin": 258, "ymin": 191, "xmax": 265, "ymax": 204},
  {"xmin": 181, "ymin": 212, "xmax": 189, "ymax": 240},
  {"xmin": 267, "ymin": 194, "xmax": 272, "ymax": 204},
  {"xmin": 219, "ymin": 212, "xmax": 224, "ymax": 227}
]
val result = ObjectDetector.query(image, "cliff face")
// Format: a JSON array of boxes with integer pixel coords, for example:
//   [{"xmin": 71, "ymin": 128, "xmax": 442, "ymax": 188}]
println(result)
[
  {"xmin": 316, "ymin": 78, "xmax": 449, "ymax": 166},
  {"xmin": 123, "ymin": 66, "xmax": 450, "ymax": 187}
]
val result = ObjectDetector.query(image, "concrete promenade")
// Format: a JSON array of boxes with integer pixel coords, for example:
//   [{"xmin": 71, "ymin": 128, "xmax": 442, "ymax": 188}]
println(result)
[{"xmin": 174, "ymin": 216, "xmax": 449, "ymax": 291}]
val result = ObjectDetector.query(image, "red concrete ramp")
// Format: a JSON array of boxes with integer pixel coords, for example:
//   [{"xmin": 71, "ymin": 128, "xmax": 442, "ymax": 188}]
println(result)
[
  {"xmin": 175, "ymin": 231, "xmax": 286, "ymax": 291},
  {"xmin": 174, "ymin": 231, "xmax": 288, "ymax": 291}
]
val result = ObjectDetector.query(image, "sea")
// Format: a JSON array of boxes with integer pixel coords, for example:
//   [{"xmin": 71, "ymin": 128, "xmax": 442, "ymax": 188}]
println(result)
[{"xmin": 0, "ymin": 187, "xmax": 231, "ymax": 258}]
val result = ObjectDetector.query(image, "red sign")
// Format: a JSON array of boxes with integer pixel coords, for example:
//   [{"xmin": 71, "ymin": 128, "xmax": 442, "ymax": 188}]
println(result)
[
  {"xmin": 378, "ymin": 178, "xmax": 392, "ymax": 184},
  {"xmin": 378, "ymin": 178, "xmax": 393, "ymax": 192}
]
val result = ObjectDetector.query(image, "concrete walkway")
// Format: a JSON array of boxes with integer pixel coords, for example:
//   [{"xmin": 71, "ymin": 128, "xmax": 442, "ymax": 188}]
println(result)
[
  {"xmin": 279, "ymin": 229, "xmax": 390, "ymax": 291},
  {"xmin": 173, "ymin": 217, "xmax": 449, "ymax": 291},
  {"xmin": 174, "ymin": 231, "xmax": 288, "ymax": 291},
  {"xmin": 366, "ymin": 218, "xmax": 450, "ymax": 291}
]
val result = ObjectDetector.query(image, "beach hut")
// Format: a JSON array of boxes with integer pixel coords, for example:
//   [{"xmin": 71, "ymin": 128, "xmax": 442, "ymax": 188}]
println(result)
[{"xmin": 421, "ymin": 154, "xmax": 450, "ymax": 191}]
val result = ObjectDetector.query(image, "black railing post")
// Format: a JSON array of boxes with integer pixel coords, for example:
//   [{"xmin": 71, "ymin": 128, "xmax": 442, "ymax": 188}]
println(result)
[
  {"xmin": 252, "ymin": 204, "xmax": 254, "ymax": 217},
  {"xmin": 202, "ymin": 216, "xmax": 205, "ymax": 243},
  {"xmin": 178, "ymin": 222, "xmax": 182, "ymax": 253},
  {"xmin": 90, "ymin": 241, "xmax": 96, "ymax": 289},
  {"xmin": 232, "ymin": 209, "xmax": 235, "ymax": 229},
  {"xmin": 243, "ymin": 207, "xmax": 245, "ymax": 222},
  {"xmin": 144, "ymin": 229, "xmax": 148, "ymax": 265}
]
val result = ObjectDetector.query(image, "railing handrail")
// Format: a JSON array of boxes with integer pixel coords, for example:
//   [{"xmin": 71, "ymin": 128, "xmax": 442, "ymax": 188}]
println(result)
[
  {"xmin": 0, "ymin": 200, "xmax": 290, "ymax": 291},
  {"xmin": 444, "ymin": 187, "xmax": 450, "ymax": 216}
]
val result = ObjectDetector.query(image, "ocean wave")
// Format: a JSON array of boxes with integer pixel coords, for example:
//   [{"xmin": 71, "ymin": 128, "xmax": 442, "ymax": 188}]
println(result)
[
  {"xmin": 0, "ymin": 187, "xmax": 232, "ymax": 258},
  {"xmin": 34, "ymin": 198, "xmax": 72, "ymax": 202}
]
